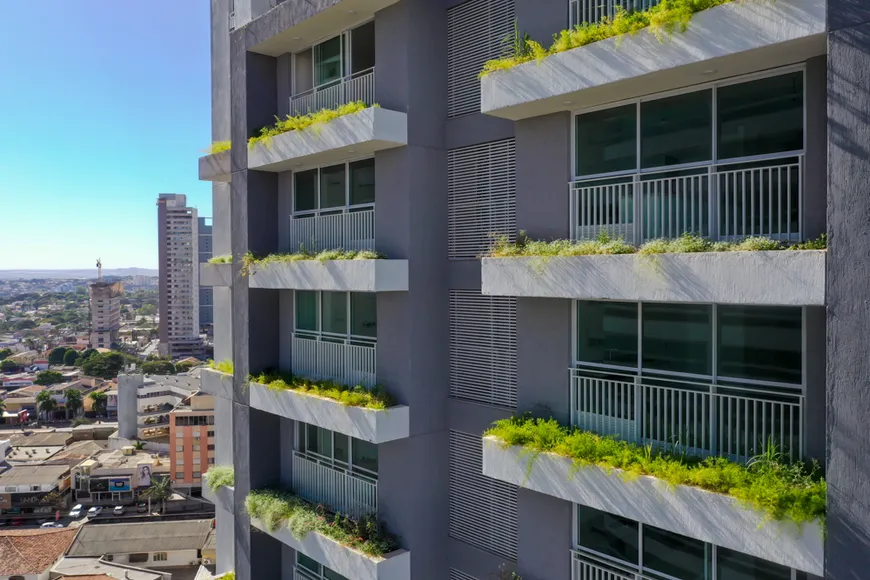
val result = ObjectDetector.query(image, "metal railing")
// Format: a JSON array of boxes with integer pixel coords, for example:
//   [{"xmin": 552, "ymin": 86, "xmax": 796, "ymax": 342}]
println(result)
[
  {"xmin": 571, "ymin": 550, "xmax": 653, "ymax": 580},
  {"xmin": 570, "ymin": 0, "xmax": 661, "ymax": 27},
  {"xmin": 569, "ymin": 155, "xmax": 803, "ymax": 244},
  {"xmin": 289, "ymin": 68, "xmax": 376, "ymax": 116},
  {"xmin": 229, "ymin": 11, "xmax": 236, "ymax": 31},
  {"xmin": 570, "ymin": 368, "xmax": 804, "ymax": 462},
  {"xmin": 289, "ymin": 208, "xmax": 375, "ymax": 253},
  {"xmin": 291, "ymin": 333, "xmax": 377, "ymax": 387},
  {"xmin": 292, "ymin": 451, "xmax": 377, "ymax": 520}
]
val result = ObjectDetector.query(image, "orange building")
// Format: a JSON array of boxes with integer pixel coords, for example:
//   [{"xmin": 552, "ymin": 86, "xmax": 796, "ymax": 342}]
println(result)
[{"xmin": 168, "ymin": 393, "xmax": 215, "ymax": 492}]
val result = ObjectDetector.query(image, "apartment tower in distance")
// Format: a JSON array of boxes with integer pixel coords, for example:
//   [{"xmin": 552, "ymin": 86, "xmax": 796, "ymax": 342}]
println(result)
[
  {"xmin": 157, "ymin": 193, "xmax": 203, "ymax": 358},
  {"xmin": 198, "ymin": 0, "xmax": 866, "ymax": 578},
  {"xmin": 88, "ymin": 260, "xmax": 123, "ymax": 349}
]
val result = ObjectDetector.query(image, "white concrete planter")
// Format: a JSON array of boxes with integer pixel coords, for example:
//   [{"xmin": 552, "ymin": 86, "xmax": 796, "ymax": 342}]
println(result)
[
  {"xmin": 481, "ymin": 251, "xmax": 825, "ymax": 305},
  {"xmin": 247, "ymin": 107, "xmax": 407, "ymax": 172},
  {"xmin": 248, "ymin": 259, "xmax": 408, "ymax": 292},
  {"xmin": 480, "ymin": 0, "xmax": 825, "ymax": 120},
  {"xmin": 482, "ymin": 437, "xmax": 823, "ymax": 575},
  {"xmin": 201, "ymin": 369, "xmax": 234, "ymax": 400},
  {"xmin": 199, "ymin": 149, "xmax": 231, "ymax": 182},
  {"xmin": 250, "ymin": 518, "xmax": 410, "ymax": 580},
  {"xmin": 200, "ymin": 263, "xmax": 233, "ymax": 288},
  {"xmin": 248, "ymin": 382, "xmax": 409, "ymax": 443},
  {"xmin": 202, "ymin": 483, "xmax": 234, "ymax": 512}
]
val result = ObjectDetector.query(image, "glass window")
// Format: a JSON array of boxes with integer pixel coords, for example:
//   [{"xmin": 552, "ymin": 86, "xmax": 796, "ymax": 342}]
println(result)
[
  {"xmin": 575, "ymin": 104, "xmax": 637, "ymax": 177},
  {"xmin": 334, "ymin": 433, "xmax": 349, "ymax": 464},
  {"xmin": 350, "ymin": 159, "xmax": 376, "ymax": 205},
  {"xmin": 352, "ymin": 439, "xmax": 378, "ymax": 474},
  {"xmin": 576, "ymin": 301, "xmax": 638, "ymax": 368},
  {"xmin": 643, "ymin": 525, "xmax": 710, "ymax": 579},
  {"xmin": 295, "ymin": 291, "xmax": 319, "ymax": 332},
  {"xmin": 297, "ymin": 553, "xmax": 321, "ymax": 574},
  {"xmin": 717, "ymin": 306, "xmax": 802, "ymax": 384},
  {"xmin": 325, "ymin": 568, "xmax": 350, "ymax": 580},
  {"xmin": 717, "ymin": 547, "xmax": 793, "ymax": 580},
  {"xmin": 322, "ymin": 292, "xmax": 348, "ymax": 335},
  {"xmin": 642, "ymin": 304, "xmax": 712, "ymax": 375},
  {"xmin": 576, "ymin": 505, "xmax": 638, "ymax": 564},
  {"xmin": 351, "ymin": 293, "xmax": 377, "ymax": 338},
  {"xmin": 294, "ymin": 169, "xmax": 318, "ymax": 212},
  {"xmin": 641, "ymin": 90, "xmax": 712, "ymax": 169},
  {"xmin": 718, "ymin": 72, "xmax": 804, "ymax": 160},
  {"xmin": 314, "ymin": 35, "xmax": 343, "ymax": 87},
  {"xmin": 320, "ymin": 164, "xmax": 346, "ymax": 209},
  {"xmin": 306, "ymin": 424, "xmax": 332, "ymax": 457}
]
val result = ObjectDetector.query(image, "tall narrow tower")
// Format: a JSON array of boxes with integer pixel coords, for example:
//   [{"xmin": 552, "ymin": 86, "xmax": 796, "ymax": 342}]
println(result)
[{"xmin": 88, "ymin": 260, "xmax": 123, "ymax": 349}]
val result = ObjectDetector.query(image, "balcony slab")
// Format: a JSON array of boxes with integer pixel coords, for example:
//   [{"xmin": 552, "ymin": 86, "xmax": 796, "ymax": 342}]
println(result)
[
  {"xmin": 481, "ymin": 250, "xmax": 825, "ymax": 305},
  {"xmin": 200, "ymin": 263, "xmax": 233, "ymax": 288},
  {"xmin": 482, "ymin": 437, "xmax": 823, "ymax": 575},
  {"xmin": 199, "ymin": 150, "xmax": 231, "ymax": 182},
  {"xmin": 481, "ymin": 0, "xmax": 825, "ymax": 120},
  {"xmin": 249, "ymin": 381, "xmax": 409, "ymax": 444},
  {"xmin": 251, "ymin": 518, "xmax": 410, "ymax": 580},
  {"xmin": 202, "ymin": 483, "xmax": 234, "ymax": 512},
  {"xmin": 200, "ymin": 369, "xmax": 234, "ymax": 400},
  {"xmin": 247, "ymin": 107, "xmax": 407, "ymax": 172},
  {"xmin": 248, "ymin": 259, "xmax": 408, "ymax": 292}
]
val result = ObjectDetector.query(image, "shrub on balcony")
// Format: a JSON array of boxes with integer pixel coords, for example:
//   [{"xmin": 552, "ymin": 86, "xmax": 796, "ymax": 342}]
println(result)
[
  {"xmin": 248, "ymin": 101, "xmax": 375, "ymax": 149},
  {"xmin": 249, "ymin": 370, "xmax": 394, "ymax": 410},
  {"xmin": 208, "ymin": 359, "xmax": 234, "ymax": 375},
  {"xmin": 486, "ymin": 415, "xmax": 826, "ymax": 526},
  {"xmin": 209, "ymin": 255, "xmax": 232, "ymax": 264},
  {"xmin": 245, "ymin": 489, "xmax": 399, "ymax": 558},
  {"xmin": 240, "ymin": 249, "xmax": 383, "ymax": 275},
  {"xmin": 204, "ymin": 465, "xmax": 235, "ymax": 492},
  {"xmin": 205, "ymin": 141, "xmax": 231, "ymax": 154}
]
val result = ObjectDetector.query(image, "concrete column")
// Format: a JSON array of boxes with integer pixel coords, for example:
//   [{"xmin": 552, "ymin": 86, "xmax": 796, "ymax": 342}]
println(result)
[{"xmin": 517, "ymin": 488, "xmax": 572, "ymax": 580}]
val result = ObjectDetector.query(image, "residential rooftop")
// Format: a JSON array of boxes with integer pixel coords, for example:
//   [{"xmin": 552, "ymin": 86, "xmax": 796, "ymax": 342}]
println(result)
[
  {"xmin": 0, "ymin": 528, "xmax": 78, "ymax": 576},
  {"xmin": 66, "ymin": 520, "xmax": 214, "ymax": 557},
  {"xmin": 53, "ymin": 556, "xmax": 164, "ymax": 580},
  {"xmin": 0, "ymin": 463, "xmax": 69, "ymax": 486},
  {"xmin": 80, "ymin": 448, "xmax": 169, "ymax": 471}
]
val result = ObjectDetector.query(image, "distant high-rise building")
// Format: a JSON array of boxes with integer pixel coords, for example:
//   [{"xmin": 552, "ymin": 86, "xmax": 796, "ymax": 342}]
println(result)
[
  {"xmin": 157, "ymin": 194, "xmax": 203, "ymax": 359},
  {"xmin": 198, "ymin": 216, "xmax": 214, "ymax": 334},
  {"xmin": 88, "ymin": 260, "xmax": 122, "ymax": 349}
]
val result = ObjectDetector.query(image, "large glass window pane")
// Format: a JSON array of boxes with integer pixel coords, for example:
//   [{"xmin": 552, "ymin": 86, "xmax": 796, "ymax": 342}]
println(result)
[
  {"xmin": 717, "ymin": 547, "xmax": 792, "ymax": 580},
  {"xmin": 351, "ymin": 293, "xmax": 377, "ymax": 338},
  {"xmin": 641, "ymin": 90, "xmax": 712, "ymax": 169},
  {"xmin": 297, "ymin": 553, "xmax": 321, "ymax": 574},
  {"xmin": 642, "ymin": 304, "xmax": 712, "ymax": 375},
  {"xmin": 576, "ymin": 301, "xmax": 638, "ymax": 368},
  {"xmin": 642, "ymin": 525, "xmax": 710, "ymax": 579},
  {"xmin": 295, "ymin": 291, "xmax": 318, "ymax": 332},
  {"xmin": 349, "ymin": 159, "xmax": 375, "ymax": 205},
  {"xmin": 320, "ymin": 164, "xmax": 346, "ymax": 209},
  {"xmin": 322, "ymin": 292, "xmax": 348, "ymax": 335},
  {"xmin": 334, "ymin": 433, "xmax": 349, "ymax": 464},
  {"xmin": 306, "ymin": 424, "xmax": 332, "ymax": 457},
  {"xmin": 575, "ymin": 105, "xmax": 637, "ymax": 177},
  {"xmin": 718, "ymin": 306, "xmax": 802, "ymax": 384},
  {"xmin": 718, "ymin": 72, "xmax": 804, "ymax": 160},
  {"xmin": 576, "ymin": 505, "xmax": 638, "ymax": 564},
  {"xmin": 324, "ymin": 568, "xmax": 350, "ymax": 580},
  {"xmin": 349, "ymin": 22, "xmax": 375, "ymax": 74},
  {"xmin": 352, "ymin": 439, "xmax": 378, "ymax": 475},
  {"xmin": 294, "ymin": 169, "xmax": 318, "ymax": 212},
  {"xmin": 314, "ymin": 35, "xmax": 343, "ymax": 87}
]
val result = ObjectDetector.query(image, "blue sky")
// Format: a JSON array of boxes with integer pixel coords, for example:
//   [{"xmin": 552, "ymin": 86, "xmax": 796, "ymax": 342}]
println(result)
[{"xmin": 0, "ymin": 1, "xmax": 212, "ymax": 270}]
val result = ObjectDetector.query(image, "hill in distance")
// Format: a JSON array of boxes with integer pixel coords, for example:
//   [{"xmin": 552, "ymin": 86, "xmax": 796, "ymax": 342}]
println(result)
[{"xmin": 0, "ymin": 268, "xmax": 158, "ymax": 280}]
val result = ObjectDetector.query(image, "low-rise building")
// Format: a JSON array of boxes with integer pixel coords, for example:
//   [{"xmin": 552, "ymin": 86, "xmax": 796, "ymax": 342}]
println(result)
[
  {"xmin": 52, "ymin": 556, "xmax": 167, "ymax": 580},
  {"xmin": 0, "ymin": 527, "xmax": 78, "ymax": 580},
  {"xmin": 0, "ymin": 464, "xmax": 71, "ymax": 522},
  {"xmin": 71, "ymin": 447, "xmax": 169, "ymax": 505},
  {"xmin": 32, "ymin": 359, "xmax": 49, "ymax": 371},
  {"xmin": 169, "ymin": 393, "xmax": 214, "ymax": 492},
  {"xmin": 117, "ymin": 374, "xmax": 199, "ymax": 442},
  {"xmin": 0, "ymin": 373, "xmax": 35, "ymax": 388}
]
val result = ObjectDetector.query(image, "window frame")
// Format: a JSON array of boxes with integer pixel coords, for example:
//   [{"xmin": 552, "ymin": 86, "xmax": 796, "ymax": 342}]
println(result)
[
  {"xmin": 290, "ymin": 158, "xmax": 376, "ymax": 217},
  {"xmin": 290, "ymin": 19, "xmax": 376, "ymax": 98},
  {"xmin": 295, "ymin": 422, "xmax": 378, "ymax": 481},
  {"xmin": 293, "ymin": 291, "xmax": 377, "ymax": 346}
]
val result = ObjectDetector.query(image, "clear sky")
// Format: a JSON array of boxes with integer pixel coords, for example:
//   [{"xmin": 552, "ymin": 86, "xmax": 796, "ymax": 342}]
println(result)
[{"xmin": 0, "ymin": 1, "xmax": 212, "ymax": 271}]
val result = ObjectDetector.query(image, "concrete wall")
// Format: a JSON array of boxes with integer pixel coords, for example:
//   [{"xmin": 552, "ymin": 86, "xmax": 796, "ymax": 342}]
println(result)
[{"xmin": 117, "ymin": 374, "xmax": 141, "ymax": 440}]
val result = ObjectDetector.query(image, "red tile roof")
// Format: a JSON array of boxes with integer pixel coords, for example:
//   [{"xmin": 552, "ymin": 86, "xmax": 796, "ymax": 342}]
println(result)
[{"xmin": 0, "ymin": 528, "xmax": 78, "ymax": 575}]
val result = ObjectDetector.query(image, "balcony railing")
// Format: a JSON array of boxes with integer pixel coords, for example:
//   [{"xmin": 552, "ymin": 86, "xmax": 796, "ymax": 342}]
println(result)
[
  {"xmin": 289, "ymin": 68, "xmax": 376, "ymax": 116},
  {"xmin": 570, "ymin": 368, "xmax": 804, "ymax": 462},
  {"xmin": 229, "ymin": 11, "xmax": 236, "ymax": 31},
  {"xmin": 570, "ymin": 0, "xmax": 661, "ymax": 27},
  {"xmin": 291, "ymin": 333, "xmax": 377, "ymax": 388},
  {"xmin": 569, "ymin": 155, "xmax": 803, "ymax": 244},
  {"xmin": 291, "ymin": 451, "xmax": 377, "ymax": 520},
  {"xmin": 571, "ymin": 549, "xmax": 652, "ymax": 580},
  {"xmin": 289, "ymin": 208, "xmax": 375, "ymax": 253}
]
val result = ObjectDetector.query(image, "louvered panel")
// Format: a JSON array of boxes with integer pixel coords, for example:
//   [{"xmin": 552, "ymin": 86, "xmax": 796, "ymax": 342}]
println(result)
[
  {"xmin": 447, "ymin": 0, "xmax": 515, "ymax": 117},
  {"xmin": 449, "ymin": 431, "xmax": 519, "ymax": 561},
  {"xmin": 450, "ymin": 569, "xmax": 479, "ymax": 580},
  {"xmin": 449, "ymin": 290, "xmax": 517, "ymax": 408},
  {"xmin": 448, "ymin": 139, "xmax": 517, "ymax": 260}
]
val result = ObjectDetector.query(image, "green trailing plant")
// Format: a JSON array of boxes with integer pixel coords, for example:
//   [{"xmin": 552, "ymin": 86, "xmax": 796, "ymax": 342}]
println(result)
[
  {"xmin": 209, "ymin": 254, "xmax": 232, "ymax": 264},
  {"xmin": 240, "ymin": 249, "xmax": 383, "ymax": 276},
  {"xmin": 249, "ymin": 370, "xmax": 394, "ymax": 410},
  {"xmin": 788, "ymin": 234, "xmax": 827, "ymax": 250},
  {"xmin": 204, "ymin": 465, "xmax": 235, "ymax": 492},
  {"xmin": 481, "ymin": 0, "xmax": 754, "ymax": 77},
  {"xmin": 486, "ymin": 415, "xmax": 826, "ymax": 527},
  {"xmin": 249, "ymin": 101, "xmax": 375, "ymax": 149},
  {"xmin": 208, "ymin": 359, "xmax": 234, "ymax": 375},
  {"xmin": 218, "ymin": 573, "xmax": 235, "ymax": 580},
  {"xmin": 245, "ymin": 489, "xmax": 399, "ymax": 558},
  {"xmin": 205, "ymin": 141, "xmax": 232, "ymax": 154}
]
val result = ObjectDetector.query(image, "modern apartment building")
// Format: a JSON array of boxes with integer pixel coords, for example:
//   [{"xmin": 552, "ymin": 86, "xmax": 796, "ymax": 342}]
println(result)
[
  {"xmin": 169, "ymin": 392, "xmax": 216, "ymax": 492},
  {"xmin": 157, "ymin": 193, "xmax": 203, "ymax": 359},
  {"xmin": 88, "ymin": 279, "xmax": 123, "ymax": 349},
  {"xmin": 198, "ymin": 0, "xmax": 866, "ymax": 578},
  {"xmin": 117, "ymin": 373, "xmax": 201, "ymax": 444},
  {"xmin": 199, "ymin": 216, "xmax": 215, "ymax": 334}
]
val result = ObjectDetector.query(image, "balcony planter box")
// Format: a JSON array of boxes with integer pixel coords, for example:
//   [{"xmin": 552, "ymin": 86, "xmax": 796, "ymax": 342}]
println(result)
[
  {"xmin": 247, "ymin": 107, "xmax": 407, "ymax": 172},
  {"xmin": 481, "ymin": 251, "xmax": 825, "ymax": 305},
  {"xmin": 480, "ymin": 0, "xmax": 825, "ymax": 120},
  {"xmin": 250, "ymin": 518, "xmax": 410, "ymax": 580},
  {"xmin": 248, "ymin": 259, "xmax": 408, "ymax": 292},
  {"xmin": 200, "ymin": 263, "xmax": 233, "ymax": 288},
  {"xmin": 201, "ymin": 369, "xmax": 234, "ymax": 400},
  {"xmin": 202, "ymin": 483, "xmax": 234, "ymax": 512},
  {"xmin": 248, "ymin": 382, "xmax": 409, "ymax": 443},
  {"xmin": 199, "ymin": 150, "xmax": 231, "ymax": 182},
  {"xmin": 482, "ymin": 437, "xmax": 823, "ymax": 576}
]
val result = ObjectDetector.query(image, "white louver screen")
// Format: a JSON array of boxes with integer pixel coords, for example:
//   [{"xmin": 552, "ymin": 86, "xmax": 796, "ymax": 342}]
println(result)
[
  {"xmin": 449, "ymin": 430, "xmax": 519, "ymax": 561},
  {"xmin": 450, "ymin": 569, "xmax": 479, "ymax": 580},
  {"xmin": 450, "ymin": 290, "xmax": 518, "ymax": 408},
  {"xmin": 448, "ymin": 139, "xmax": 517, "ymax": 260},
  {"xmin": 447, "ymin": 0, "xmax": 515, "ymax": 117}
]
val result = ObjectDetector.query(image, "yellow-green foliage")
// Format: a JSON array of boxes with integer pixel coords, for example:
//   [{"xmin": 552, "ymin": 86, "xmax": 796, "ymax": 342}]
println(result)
[
  {"xmin": 218, "ymin": 573, "xmax": 235, "ymax": 580},
  {"xmin": 249, "ymin": 101, "xmax": 374, "ymax": 148},
  {"xmin": 208, "ymin": 359, "xmax": 234, "ymax": 375},
  {"xmin": 204, "ymin": 465, "xmax": 235, "ymax": 492},
  {"xmin": 249, "ymin": 370, "xmax": 394, "ymax": 410},
  {"xmin": 205, "ymin": 141, "xmax": 232, "ymax": 154},
  {"xmin": 209, "ymin": 254, "xmax": 232, "ymax": 264},
  {"xmin": 241, "ymin": 249, "xmax": 383, "ymax": 275},
  {"xmin": 481, "ymin": 0, "xmax": 741, "ymax": 76},
  {"xmin": 487, "ymin": 415, "xmax": 826, "ymax": 526}
]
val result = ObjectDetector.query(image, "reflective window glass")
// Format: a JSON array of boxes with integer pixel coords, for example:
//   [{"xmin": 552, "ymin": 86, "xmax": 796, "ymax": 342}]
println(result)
[
  {"xmin": 350, "ymin": 159, "xmax": 376, "ymax": 205},
  {"xmin": 295, "ymin": 291, "xmax": 318, "ymax": 332},
  {"xmin": 717, "ymin": 547, "xmax": 793, "ymax": 580},
  {"xmin": 576, "ymin": 105, "xmax": 637, "ymax": 177},
  {"xmin": 314, "ymin": 36, "xmax": 343, "ymax": 87},
  {"xmin": 334, "ymin": 433, "xmax": 349, "ymax": 464},
  {"xmin": 297, "ymin": 553, "xmax": 321, "ymax": 574},
  {"xmin": 576, "ymin": 301, "xmax": 638, "ymax": 368},
  {"xmin": 576, "ymin": 505, "xmax": 639, "ymax": 563},
  {"xmin": 643, "ymin": 525, "xmax": 711, "ymax": 579},
  {"xmin": 642, "ymin": 90, "xmax": 712, "ymax": 169},
  {"xmin": 320, "ymin": 164, "xmax": 346, "ymax": 209},
  {"xmin": 322, "ymin": 292, "xmax": 348, "ymax": 335},
  {"xmin": 352, "ymin": 439, "xmax": 379, "ymax": 474},
  {"xmin": 642, "ymin": 304, "xmax": 712, "ymax": 375},
  {"xmin": 351, "ymin": 293, "xmax": 377, "ymax": 338},
  {"xmin": 294, "ymin": 169, "xmax": 318, "ymax": 212},
  {"xmin": 717, "ymin": 306, "xmax": 802, "ymax": 384}
]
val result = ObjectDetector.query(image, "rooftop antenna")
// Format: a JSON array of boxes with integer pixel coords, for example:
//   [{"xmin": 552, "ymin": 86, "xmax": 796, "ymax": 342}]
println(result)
[{"xmin": 96, "ymin": 258, "xmax": 102, "ymax": 282}]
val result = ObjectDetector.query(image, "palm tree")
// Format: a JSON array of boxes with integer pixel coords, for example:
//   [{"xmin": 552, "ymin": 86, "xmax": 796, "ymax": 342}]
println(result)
[
  {"xmin": 89, "ymin": 391, "xmax": 108, "ymax": 417},
  {"xmin": 36, "ymin": 390, "xmax": 57, "ymax": 422},
  {"xmin": 141, "ymin": 476, "xmax": 172, "ymax": 514},
  {"xmin": 64, "ymin": 388, "xmax": 83, "ymax": 419},
  {"xmin": 132, "ymin": 439, "xmax": 146, "ymax": 451}
]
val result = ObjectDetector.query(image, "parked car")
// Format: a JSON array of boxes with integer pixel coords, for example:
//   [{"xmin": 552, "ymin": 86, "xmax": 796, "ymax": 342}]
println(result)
[
  {"xmin": 40, "ymin": 522, "xmax": 64, "ymax": 528},
  {"xmin": 113, "ymin": 505, "xmax": 125, "ymax": 516},
  {"xmin": 86, "ymin": 506, "xmax": 103, "ymax": 518},
  {"xmin": 10, "ymin": 518, "xmax": 24, "ymax": 526},
  {"xmin": 136, "ymin": 503, "xmax": 147, "ymax": 513},
  {"xmin": 69, "ymin": 504, "xmax": 83, "ymax": 518}
]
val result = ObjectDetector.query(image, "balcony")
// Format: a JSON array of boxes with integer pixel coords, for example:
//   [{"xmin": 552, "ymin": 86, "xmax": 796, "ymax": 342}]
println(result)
[
  {"xmin": 198, "ymin": 149, "xmax": 230, "ymax": 183},
  {"xmin": 290, "ymin": 68, "xmax": 376, "ymax": 117},
  {"xmin": 291, "ymin": 451, "xmax": 377, "ymax": 520},
  {"xmin": 289, "ymin": 208, "xmax": 375, "ymax": 253},
  {"xmin": 570, "ymin": 0, "xmax": 660, "ymax": 27},
  {"xmin": 200, "ymin": 368, "xmax": 234, "ymax": 399},
  {"xmin": 292, "ymin": 333, "xmax": 376, "ymax": 388}
]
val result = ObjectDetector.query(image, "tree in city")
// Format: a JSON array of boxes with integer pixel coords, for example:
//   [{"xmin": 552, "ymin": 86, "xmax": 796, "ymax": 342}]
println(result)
[
  {"xmin": 89, "ymin": 391, "xmax": 108, "ymax": 417},
  {"xmin": 0, "ymin": 348, "xmax": 11, "ymax": 360},
  {"xmin": 133, "ymin": 439, "xmax": 146, "ymax": 451},
  {"xmin": 48, "ymin": 346, "xmax": 68, "ymax": 365},
  {"xmin": 63, "ymin": 349, "xmax": 80, "ymax": 366},
  {"xmin": 174, "ymin": 361, "xmax": 196, "ymax": 374},
  {"xmin": 64, "ymin": 388, "xmax": 84, "ymax": 419},
  {"xmin": 141, "ymin": 475, "xmax": 172, "ymax": 514},
  {"xmin": 82, "ymin": 351, "xmax": 129, "ymax": 379},
  {"xmin": 36, "ymin": 389, "xmax": 58, "ymax": 421},
  {"xmin": 141, "ymin": 360, "xmax": 176, "ymax": 375},
  {"xmin": 0, "ymin": 358, "xmax": 20, "ymax": 372},
  {"xmin": 35, "ymin": 370, "xmax": 64, "ymax": 386},
  {"xmin": 139, "ymin": 304, "xmax": 157, "ymax": 317}
]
